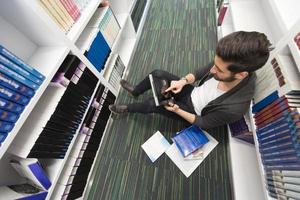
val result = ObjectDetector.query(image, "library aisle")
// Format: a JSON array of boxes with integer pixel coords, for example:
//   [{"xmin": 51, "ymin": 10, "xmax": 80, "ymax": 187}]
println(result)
[{"xmin": 86, "ymin": 0, "xmax": 233, "ymax": 199}]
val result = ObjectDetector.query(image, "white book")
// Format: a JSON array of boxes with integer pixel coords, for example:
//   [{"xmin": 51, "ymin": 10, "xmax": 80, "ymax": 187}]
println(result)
[{"xmin": 166, "ymin": 131, "xmax": 218, "ymax": 177}]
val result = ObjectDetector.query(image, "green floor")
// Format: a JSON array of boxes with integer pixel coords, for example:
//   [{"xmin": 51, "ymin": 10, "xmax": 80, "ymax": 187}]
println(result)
[{"xmin": 87, "ymin": 0, "xmax": 233, "ymax": 199}]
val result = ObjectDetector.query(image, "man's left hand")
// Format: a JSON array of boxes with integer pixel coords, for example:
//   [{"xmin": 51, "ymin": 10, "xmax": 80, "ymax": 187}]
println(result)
[{"xmin": 164, "ymin": 102, "xmax": 179, "ymax": 112}]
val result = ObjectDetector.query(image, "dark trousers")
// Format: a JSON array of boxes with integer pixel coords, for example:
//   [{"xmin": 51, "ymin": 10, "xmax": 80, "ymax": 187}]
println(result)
[{"xmin": 127, "ymin": 70, "xmax": 196, "ymax": 121}]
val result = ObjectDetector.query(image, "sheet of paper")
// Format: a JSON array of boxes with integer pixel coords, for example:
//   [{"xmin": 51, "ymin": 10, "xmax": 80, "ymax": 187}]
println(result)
[
  {"xmin": 141, "ymin": 131, "xmax": 171, "ymax": 162},
  {"xmin": 166, "ymin": 131, "xmax": 218, "ymax": 177}
]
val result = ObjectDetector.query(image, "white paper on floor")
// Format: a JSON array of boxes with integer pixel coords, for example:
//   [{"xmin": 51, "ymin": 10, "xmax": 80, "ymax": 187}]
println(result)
[{"xmin": 141, "ymin": 131, "xmax": 171, "ymax": 162}]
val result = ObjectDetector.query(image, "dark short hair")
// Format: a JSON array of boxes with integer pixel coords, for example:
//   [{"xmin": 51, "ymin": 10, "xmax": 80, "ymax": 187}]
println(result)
[{"xmin": 216, "ymin": 31, "xmax": 272, "ymax": 73}]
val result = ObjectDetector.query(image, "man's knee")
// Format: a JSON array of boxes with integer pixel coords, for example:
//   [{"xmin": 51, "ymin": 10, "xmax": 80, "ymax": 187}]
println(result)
[{"xmin": 150, "ymin": 69, "xmax": 167, "ymax": 78}]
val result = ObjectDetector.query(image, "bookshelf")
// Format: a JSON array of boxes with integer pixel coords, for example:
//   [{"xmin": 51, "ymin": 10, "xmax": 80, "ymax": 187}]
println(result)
[
  {"xmin": 0, "ymin": 0, "xmax": 150, "ymax": 199},
  {"xmin": 219, "ymin": 0, "xmax": 300, "ymax": 199}
]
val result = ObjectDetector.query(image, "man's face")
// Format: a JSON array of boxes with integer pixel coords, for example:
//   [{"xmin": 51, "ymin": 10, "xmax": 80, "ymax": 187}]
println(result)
[{"xmin": 210, "ymin": 56, "xmax": 236, "ymax": 82}]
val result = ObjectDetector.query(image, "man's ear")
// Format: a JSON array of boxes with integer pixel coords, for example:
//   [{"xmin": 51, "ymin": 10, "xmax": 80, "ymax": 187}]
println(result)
[{"xmin": 234, "ymin": 71, "xmax": 249, "ymax": 80}]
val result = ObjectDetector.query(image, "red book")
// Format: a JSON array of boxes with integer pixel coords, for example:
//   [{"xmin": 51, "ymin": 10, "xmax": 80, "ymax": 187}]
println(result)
[{"xmin": 217, "ymin": 4, "xmax": 228, "ymax": 26}]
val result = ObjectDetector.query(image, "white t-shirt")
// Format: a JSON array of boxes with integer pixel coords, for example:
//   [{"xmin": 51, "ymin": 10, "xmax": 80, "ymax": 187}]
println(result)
[{"xmin": 191, "ymin": 78, "xmax": 226, "ymax": 115}]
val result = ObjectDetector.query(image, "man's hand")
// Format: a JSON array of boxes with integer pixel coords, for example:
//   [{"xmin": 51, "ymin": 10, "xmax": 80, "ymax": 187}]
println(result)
[
  {"xmin": 165, "ymin": 79, "xmax": 186, "ymax": 94},
  {"xmin": 164, "ymin": 101, "xmax": 179, "ymax": 112}
]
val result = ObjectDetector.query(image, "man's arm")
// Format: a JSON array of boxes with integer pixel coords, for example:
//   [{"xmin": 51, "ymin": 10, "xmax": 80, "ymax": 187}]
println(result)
[
  {"xmin": 165, "ymin": 73, "xmax": 196, "ymax": 94},
  {"xmin": 164, "ymin": 104, "xmax": 196, "ymax": 124}
]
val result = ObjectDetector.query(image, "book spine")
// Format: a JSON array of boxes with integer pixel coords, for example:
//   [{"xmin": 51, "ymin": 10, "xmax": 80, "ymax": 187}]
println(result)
[
  {"xmin": 0, "ymin": 55, "xmax": 42, "ymax": 85},
  {"xmin": 0, "ymin": 109, "xmax": 19, "ymax": 123},
  {"xmin": 0, "ymin": 84, "xmax": 30, "ymax": 106},
  {"xmin": 60, "ymin": 0, "xmax": 76, "ymax": 21},
  {"xmin": 0, "ymin": 63, "xmax": 39, "ymax": 90},
  {"xmin": 0, "ymin": 132, "xmax": 8, "ymax": 143},
  {"xmin": 0, "ymin": 97, "xmax": 24, "ymax": 114},
  {"xmin": 0, "ymin": 121, "xmax": 14, "ymax": 132},
  {"xmin": 28, "ymin": 162, "xmax": 52, "ymax": 190},
  {"xmin": 0, "ymin": 72, "xmax": 35, "ymax": 97},
  {"xmin": 0, "ymin": 45, "xmax": 45, "ymax": 80}
]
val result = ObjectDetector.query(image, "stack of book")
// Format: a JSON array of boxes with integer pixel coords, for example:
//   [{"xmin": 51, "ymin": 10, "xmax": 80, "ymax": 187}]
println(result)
[
  {"xmin": 106, "ymin": 54, "xmax": 126, "ymax": 90},
  {"xmin": 229, "ymin": 115, "xmax": 254, "ymax": 144},
  {"xmin": 252, "ymin": 93, "xmax": 300, "ymax": 199},
  {"xmin": 131, "ymin": 0, "xmax": 147, "ymax": 31},
  {"xmin": 10, "ymin": 55, "xmax": 97, "ymax": 159},
  {"xmin": 266, "ymin": 170, "xmax": 300, "ymax": 199},
  {"xmin": 54, "ymin": 85, "xmax": 115, "ymax": 199},
  {"xmin": 29, "ymin": 65, "xmax": 98, "ymax": 159},
  {"xmin": 0, "ymin": 45, "xmax": 45, "ymax": 147},
  {"xmin": 38, "ymin": 0, "xmax": 92, "ymax": 33}
]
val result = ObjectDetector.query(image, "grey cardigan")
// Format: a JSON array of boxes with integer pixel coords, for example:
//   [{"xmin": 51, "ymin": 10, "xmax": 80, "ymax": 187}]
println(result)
[{"xmin": 192, "ymin": 62, "xmax": 256, "ymax": 130}]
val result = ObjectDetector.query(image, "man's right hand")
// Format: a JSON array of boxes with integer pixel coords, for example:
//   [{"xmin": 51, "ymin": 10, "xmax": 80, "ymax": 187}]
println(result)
[{"xmin": 165, "ymin": 79, "xmax": 186, "ymax": 94}]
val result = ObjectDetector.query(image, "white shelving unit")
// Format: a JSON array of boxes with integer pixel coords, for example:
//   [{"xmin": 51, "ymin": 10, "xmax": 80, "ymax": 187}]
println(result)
[
  {"xmin": 0, "ymin": 0, "xmax": 150, "ymax": 199},
  {"xmin": 219, "ymin": 0, "xmax": 300, "ymax": 199}
]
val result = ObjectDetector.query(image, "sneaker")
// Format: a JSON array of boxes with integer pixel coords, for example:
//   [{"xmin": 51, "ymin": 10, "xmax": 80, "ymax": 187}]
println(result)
[
  {"xmin": 120, "ymin": 79, "xmax": 137, "ymax": 97},
  {"xmin": 109, "ymin": 104, "xmax": 128, "ymax": 114}
]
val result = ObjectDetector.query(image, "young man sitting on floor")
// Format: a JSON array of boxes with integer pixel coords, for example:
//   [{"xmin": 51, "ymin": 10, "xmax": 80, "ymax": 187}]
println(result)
[{"xmin": 109, "ymin": 31, "xmax": 272, "ymax": 130}]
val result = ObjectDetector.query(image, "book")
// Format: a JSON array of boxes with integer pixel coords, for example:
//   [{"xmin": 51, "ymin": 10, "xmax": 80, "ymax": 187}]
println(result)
[
  {"xmin": 171, "ymin": 125, "xmax": 209, "ymax": 157},
  {"xmin": 0, "ymin": 45, "xmax": 45, "ymax": 80},
  {"xmin": 166, "ymin": 131, "xmax": 218, "ymax": 177},
  {"xmin": 149, "ymin": 74, "xmax": 174, "ymax": 106},
  {"xmin": 10, "ymin": 158, "xmax": 51, "ymax": 190}
]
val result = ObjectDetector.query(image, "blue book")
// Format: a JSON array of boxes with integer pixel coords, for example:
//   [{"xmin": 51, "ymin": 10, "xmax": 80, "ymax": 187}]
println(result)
[
  {"xmin": 0, "ymin": 55, "xmax": 42, "ymax": 85},
  {"xmin": 0, "ymin": 97, "xmax": 24, "ymax": 114},
  {"xmin": 252, "ymin": 91, "xmax": 279, "ymax": 113},
  {"xmin": 0, "ymin": 109, "xmax": 19, "ymax": 123},
  {"xmin": 0, "ymin": 84, "xmax": 30, "ymax": 106},
  {"xmin": 0, "ymin": 72, "xmax": 35, "ymax": 97},
  {"xmin": 172, "ymin": 125, "xmax": 209, "ymax": 157},
  {"xmin": 0, "ymin": 63, "xmax": 39, "ymax": 90},
  {"xmin": 0, "ymin": 121, "xmax": 14, "ymax": 132},
  {"xmin": 0, "ymin": 45, "xmax": 45, "ymax": 80},
  {"xmin": 0, "ymin": 132, "xmax": 8, "ymax": 144}
]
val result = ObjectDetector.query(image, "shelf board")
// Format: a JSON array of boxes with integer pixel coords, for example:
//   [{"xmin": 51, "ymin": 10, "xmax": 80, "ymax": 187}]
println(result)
[
  {"xmin": 67, "ymin": 0, "xmax": 102, "ymax": 42},
  {"xmin": 230, "ymin": 1, "xmax": 274, "ymax": 43},
  {"xmin": 116, "ymin": 38, "xmax": 136, "ymax": 67},
  {"xmin": 115, "ymin": 13, "xmax": 129, "ymax": 29},
  {"xmin": 227, "ymin": 126, "xmax": 266, "ymax": 200},
  {"xmin": 289, "ymin": 41, "xmax": 300, "ymax": 72},
  {"xmin": 0, "ymin": 47, "xmax": 69, "ymax": 160},
  {"xmin": 272, "ymin": 0, "xmax": 300, "ymax": 32}
]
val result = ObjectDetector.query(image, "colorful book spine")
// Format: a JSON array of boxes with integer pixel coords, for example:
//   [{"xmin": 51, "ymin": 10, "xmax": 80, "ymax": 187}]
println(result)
[{"xmin": 0, "ymin": 45, "xmax": 45, "ymax": 80}]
